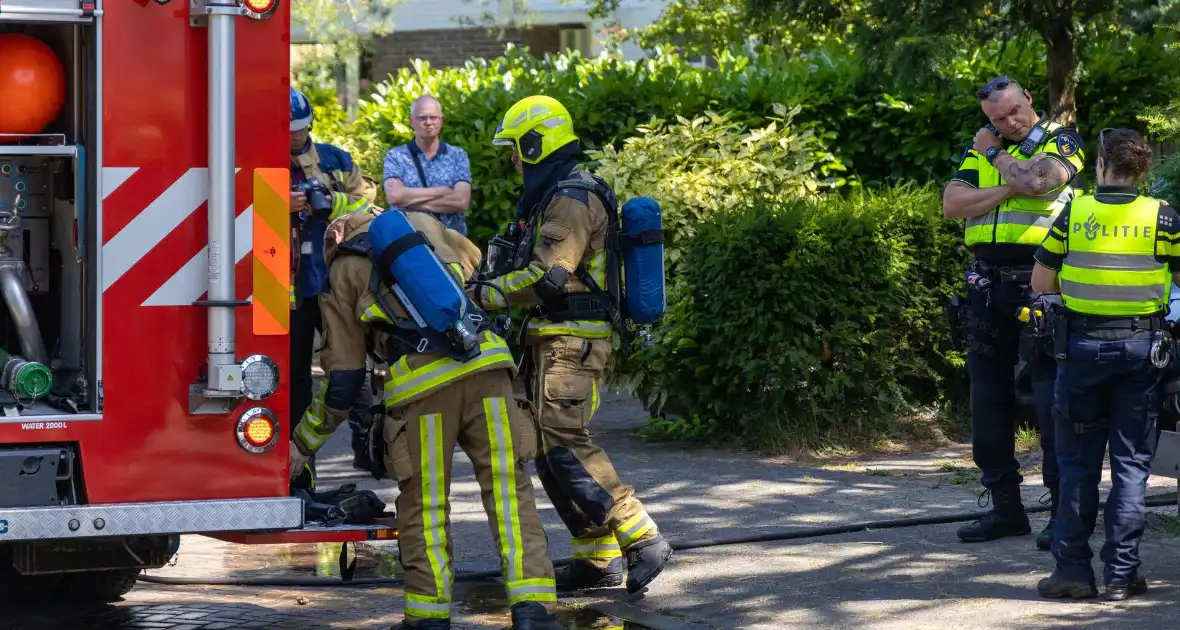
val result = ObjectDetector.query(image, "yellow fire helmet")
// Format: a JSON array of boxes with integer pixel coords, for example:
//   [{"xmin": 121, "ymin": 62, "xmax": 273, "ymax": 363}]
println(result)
[{"xmin": 492, "ymin": 94, "xmax": 579, "ymax": 165}]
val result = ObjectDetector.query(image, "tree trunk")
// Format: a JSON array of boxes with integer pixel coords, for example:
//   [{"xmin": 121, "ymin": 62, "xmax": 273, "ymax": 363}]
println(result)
[{"xmin": 1043, "ymin": 26, "xmax": 1076, "ymax": 127}]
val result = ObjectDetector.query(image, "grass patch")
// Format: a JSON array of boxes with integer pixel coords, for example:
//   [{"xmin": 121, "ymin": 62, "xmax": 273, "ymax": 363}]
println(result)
[
  {"xmin": 864, "ymin": 468, "xmax": 906, "ymax": 477},
  {"xmin": 935, "ymin": 460, "xmax": 981, "ymax": 485},
  {"xmin": 1015, "ymin": 426, "xmax": 1042, "ymax": 453},
  {"xmin": 1153, "ymin": 514, "xmax": 1180, "ymax": 538}
]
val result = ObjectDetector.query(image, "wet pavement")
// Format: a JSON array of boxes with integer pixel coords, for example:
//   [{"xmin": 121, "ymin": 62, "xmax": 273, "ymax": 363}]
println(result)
[{"xmin": 0, "ymin": 539, "xmax": 656, "ymax": 630}]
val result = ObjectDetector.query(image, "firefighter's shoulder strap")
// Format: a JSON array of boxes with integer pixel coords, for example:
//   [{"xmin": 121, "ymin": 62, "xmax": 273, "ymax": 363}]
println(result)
[{"xmin": 542, "ymin": 174, "xmax": 635, "ymax": 344}]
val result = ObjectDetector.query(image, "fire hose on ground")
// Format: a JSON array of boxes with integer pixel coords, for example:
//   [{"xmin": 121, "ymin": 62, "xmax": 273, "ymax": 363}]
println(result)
[{"xmin": 136, "ymin": 492, "xmax": 1180, "ymax": 588}]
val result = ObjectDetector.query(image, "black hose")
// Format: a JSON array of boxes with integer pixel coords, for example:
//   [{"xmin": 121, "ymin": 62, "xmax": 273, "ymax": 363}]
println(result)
[{"xmin": 137, "ymin": 492, "xmax": 1178, "ymax": 588}]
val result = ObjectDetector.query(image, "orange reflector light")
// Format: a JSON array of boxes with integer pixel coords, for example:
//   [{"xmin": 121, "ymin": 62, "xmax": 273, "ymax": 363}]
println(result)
[
  {"xmin": 240, "ymin": 0, "xmax": 278, "ymax": 19},
  {"xmin": 244, "ymin": 417, "xmax": 274, "ymax": 447},
  {"xmin": 236, "ymin": 407, "xmax": 279, "ymax": 454}
]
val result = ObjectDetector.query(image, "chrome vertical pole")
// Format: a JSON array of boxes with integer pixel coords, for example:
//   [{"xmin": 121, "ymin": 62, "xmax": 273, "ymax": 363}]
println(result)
[{"xmin": 206, "ymin": 8, "xmax": 236, "ymax": 388}]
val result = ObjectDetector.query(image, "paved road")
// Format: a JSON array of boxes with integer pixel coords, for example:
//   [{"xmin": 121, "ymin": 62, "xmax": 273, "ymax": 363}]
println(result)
[{"xmin": 5, "ymin": 392, "xmax": 1180, "ymax": 629}]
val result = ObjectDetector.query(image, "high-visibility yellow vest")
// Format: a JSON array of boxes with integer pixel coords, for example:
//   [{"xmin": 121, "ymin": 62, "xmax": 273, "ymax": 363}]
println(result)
[
  {"xmin": 964, "ymin": 122, "xmax": 1078, "ymax": 248},
  {"xmin": 1059, "ymin": 195, "xmax": 1170, "ymax": 316}
]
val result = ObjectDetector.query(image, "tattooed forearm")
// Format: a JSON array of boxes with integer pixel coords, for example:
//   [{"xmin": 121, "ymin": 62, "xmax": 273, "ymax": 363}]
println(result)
[{"xmin": 996, "ymin": 153, "xmax": 1067, "ymax": 196}]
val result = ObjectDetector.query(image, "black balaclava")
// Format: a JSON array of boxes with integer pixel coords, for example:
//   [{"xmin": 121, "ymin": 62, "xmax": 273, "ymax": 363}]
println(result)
[{"xmin": 517, "ymin": 141, "xmax": 583, "ymax": 218}]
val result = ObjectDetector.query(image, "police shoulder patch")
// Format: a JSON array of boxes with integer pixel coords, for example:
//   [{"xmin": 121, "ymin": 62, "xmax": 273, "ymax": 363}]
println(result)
[{"xmin": 1056, "ymin": 133, "xmax": 1079, "ymax": 158}]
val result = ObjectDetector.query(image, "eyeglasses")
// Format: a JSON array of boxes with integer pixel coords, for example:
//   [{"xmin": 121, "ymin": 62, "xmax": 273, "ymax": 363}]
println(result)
[
  {"xmin": 976, "ymin": 76, "xmax": 1013, "ymax": 100},
  {"xmin": 1099, "ymin": 127, "xmax": 1115, "ymax": 161}
]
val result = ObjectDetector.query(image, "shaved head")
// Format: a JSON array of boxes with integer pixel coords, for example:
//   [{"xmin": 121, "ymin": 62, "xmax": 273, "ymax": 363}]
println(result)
[{"xmin": 979, "ymin": 80, "xmax": 1037, "ymax": 142}]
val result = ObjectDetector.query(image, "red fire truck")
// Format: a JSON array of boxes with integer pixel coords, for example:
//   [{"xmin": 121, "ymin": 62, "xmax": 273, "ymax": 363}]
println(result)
[{"xmin": 0, "ymin": 0, "xmax": 392, "ymax": 601}]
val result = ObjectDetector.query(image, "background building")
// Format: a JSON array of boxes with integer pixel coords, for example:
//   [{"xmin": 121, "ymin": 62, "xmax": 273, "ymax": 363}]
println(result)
[{"xmin": 291, "ymin": 0, "xmax": 669, "ymax": 111}]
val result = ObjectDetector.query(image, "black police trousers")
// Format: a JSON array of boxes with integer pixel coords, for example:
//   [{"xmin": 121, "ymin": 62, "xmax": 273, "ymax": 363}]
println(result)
[
  {"xmin": 1052, "ymin": 329, "xmax": 1162, "ymax": 587},
  {"xmin": 965, "ymin": 277, "xmax": 1058, "ymax": 491}
]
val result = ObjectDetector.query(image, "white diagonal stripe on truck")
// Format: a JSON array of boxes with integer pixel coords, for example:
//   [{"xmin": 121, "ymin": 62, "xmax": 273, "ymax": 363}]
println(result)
[
  {"xmin": 101, "ymin": 168, "xmax": 241, "ymax": 292},
  {"xmin": 142, "ymin": 206, "xmax": 254, "ymax": 307},
  {"xmin": 102, "ymin": 167, "xmax": 139, "ymax": 200}
]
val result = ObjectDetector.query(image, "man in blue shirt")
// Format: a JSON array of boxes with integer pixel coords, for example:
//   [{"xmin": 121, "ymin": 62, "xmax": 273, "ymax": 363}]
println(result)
[{"xmin": 383, "ymin": 95, "xmax": 473, "ymax": 235}]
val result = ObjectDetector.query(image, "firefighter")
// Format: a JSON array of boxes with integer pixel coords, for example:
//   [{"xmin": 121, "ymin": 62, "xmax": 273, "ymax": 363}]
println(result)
[
  {"xmin": 1031, "ymin": 128, "xmax": 1175, "ymax": 601},
  {"xmin": 942, "ymin": 75, "xmax": 1086, "ymax": 547},
  {"xmin": 473, "ymin": 95, "xmax": 673, "ymax": 594},
  {"xmin": 287, "ymin": 209, "xmax": 562, "ymax": 630},
  {"xmin": 289, "ymin": 86, "xmax": 379, "ymax": 485}
]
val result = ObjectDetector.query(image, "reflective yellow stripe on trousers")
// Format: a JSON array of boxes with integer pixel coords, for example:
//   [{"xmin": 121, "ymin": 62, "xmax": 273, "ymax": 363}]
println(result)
[
  {"xmin": 485, "ymin": 395, "xmax": 557, "ymax": 604},
  {"xmin": 384, "ymin": 337, "xmax": 516, "ymax": 407},
  {"xmin": 408, "ymin": 413, "xmax": 452, "ymax": 619},
  {"xmin": 293, "ymin": 386, "xmax": 330, "ymax": 453},
  {"xmin": 571, "ymin": 535, "xmax": 623, "ymax": 560}
]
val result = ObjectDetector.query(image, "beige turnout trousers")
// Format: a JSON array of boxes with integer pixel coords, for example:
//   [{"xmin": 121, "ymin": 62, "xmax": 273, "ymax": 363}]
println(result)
[
  {"xmin": 530, "ymin": 335, "xmax": 661, "ymax": 569},
  {"xmin": 383, "ymin": 368, "xmax": 556, "ymax": 622}
]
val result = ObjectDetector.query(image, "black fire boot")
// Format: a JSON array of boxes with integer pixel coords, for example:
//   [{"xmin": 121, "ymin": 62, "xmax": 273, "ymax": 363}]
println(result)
[
  {"xmin": 624, "ymin": 535, "xmax": 673, "ymax": 594},
  {"xmin": 1036, "ymin": 486, "xmax": 1058, "ymax": 551},
  {"xmin": 510, "ymin": 602, "xmax": 563, "ymax": 630},
  {"xmin": 555, "ymin": 557, "xmax": 624, "ymax": 592},
  {"xmin": 349, "ymin": 412, "xmax": 374, "ymax": 471},
  {"xmin": 350, "ymin": 427, "xmax": 372, "ymax": 471},
  {"xmin": 1037, "ymin": 569, "xmax": 1097, "ymax": 599},
  {"xmin": 390, "ymin": 618, "xmax": 451, "ymax": 630},
  {"xmin": 1105, "ymin": 575, "xmax": 1148, "ymax": 601},
  {"xmin": 957, "ymin": 486, "xmax": 1032, "ymax": 543}
]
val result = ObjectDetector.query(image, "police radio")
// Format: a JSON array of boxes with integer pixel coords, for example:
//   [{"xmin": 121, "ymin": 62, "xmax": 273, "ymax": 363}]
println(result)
[
  {"xmin": 1018, "ymin": 118, "xmax": 1053, "ymax": 157},
  {"xmin": 985, "ymin": 116, "xmax": 1054, "ymax": 158}
]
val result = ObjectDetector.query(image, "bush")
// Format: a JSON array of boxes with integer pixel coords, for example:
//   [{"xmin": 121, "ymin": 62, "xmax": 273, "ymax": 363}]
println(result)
[
  {"xmin": 1151, "ymin": 152, "xmax": 1180, "ymax": 208},
  {"xmin": 617, "ymin": 184, "xmax": 969, "ymax": 451},
  {"xmin": 588, "ymin": 104, "xmax": 847, "ymax": 269},
  {"xmin": 325, "ymin": 29, "xmax": 1180, "ymax": 250}
]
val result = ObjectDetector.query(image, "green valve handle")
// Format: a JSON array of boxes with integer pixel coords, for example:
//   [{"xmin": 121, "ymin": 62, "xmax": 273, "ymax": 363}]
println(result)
[{"xmin": 0, "ymin": 348, "xmax": 51, "ymax": 400}]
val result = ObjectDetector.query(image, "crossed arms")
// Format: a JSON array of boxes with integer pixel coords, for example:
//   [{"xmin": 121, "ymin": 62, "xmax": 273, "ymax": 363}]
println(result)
[
  {"xmin": 384, "ymin": 179, "xmax": 472, "ymax": 215},
  {"xmin": 943, "ymin": 153, "xmax": 1071, "ymax": 219}
]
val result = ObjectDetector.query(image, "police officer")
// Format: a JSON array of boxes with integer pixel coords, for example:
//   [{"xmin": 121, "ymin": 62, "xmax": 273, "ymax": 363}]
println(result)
[
  {"xmin": 473, "ymin": 95, "xmax": 673, "ymax": 594},
  {"xmin": 288, "ymin": 209, "xmax": 562, "ymax": 629},
  {"xmin": 942, "ymin": 76, "xmax": 1086, "ymax": 547},
  {"xmin": 289, "ymin": 87, "xmax": 378, "ymax": 483},
  {"xmin": 1031, "ymin": 128, "xmax": 1174, "ymax": 601}
]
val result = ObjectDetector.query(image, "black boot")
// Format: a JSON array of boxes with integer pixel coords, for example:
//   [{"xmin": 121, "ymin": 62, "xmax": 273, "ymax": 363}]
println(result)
[
  {"xmin": 510, "ymin": 601, "xmax": 562, "ymax": 630},
  {"xmin": 1036, "ymin": 486, "xmax": 1058, "ymax": 551},
  {"xmin": 1037, "ymin": 569, "xmax": 1097, "ymax": 599},
  {"xmin": 349, "ymin": 416, "xmax": 373, "ymax": 471},
  {"xmin": 351, "ymin": 429, "xmax": 372, "ymax": 471},
  {"xmin": 625, "ymin": 535, "xmax": 673, "ymax": 594},
  {"xmin": 957, "ymin": 486, "xmax": 1031, "ymax": 543},
  {"xmin": 390, "ymin": 619, "xmax": 451, "ymax": 630},
  {"xmin": 555, "ymin": 557, "xmax": 624, "ymax": 592},
  {"xmin": 1105, "ymin": 575, "xmax": 1148, "ymax": 601}
]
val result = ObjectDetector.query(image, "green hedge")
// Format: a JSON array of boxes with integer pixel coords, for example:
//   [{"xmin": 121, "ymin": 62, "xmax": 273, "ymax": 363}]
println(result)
[
  {"xmin": 319, "ymin": 29, "xmax": 1180, "ymax": 249},
  {"xmin": 301, "ymin": 28, "xmax": 1180, "ymax": 451},
  {"xmin": 588, "ymin": 105, "xmax": 846, "ymax": 270},
  {"xmin": 619, "ymin": 184, "xmax": 970, "ymax": 450}
]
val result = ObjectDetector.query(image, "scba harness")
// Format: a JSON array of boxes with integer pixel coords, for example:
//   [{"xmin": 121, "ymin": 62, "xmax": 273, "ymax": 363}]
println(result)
[
  {"xmin": 334, "ymin": 226, "xmax": 496, "ymax": 365},
  {"xmin": 485, "ymin": 173, "xmax": 667, "ymax": 344}
]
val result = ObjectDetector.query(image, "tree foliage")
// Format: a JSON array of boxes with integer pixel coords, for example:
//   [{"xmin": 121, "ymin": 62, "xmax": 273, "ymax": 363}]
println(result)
[
  {"xmin": 745, "ymin": 0, "xmax": 1180, "ymax": 125},
  {"xmin": 1139, "ymin": 19, "xmax": 1180, "ymax": 140},
  {"xmin": 291, "ymin": 0, "xmax": 400, "ymax": 54},
  {"xmin": 625, "ymin": 0, "xmax": 836, "ymax": 58}
]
